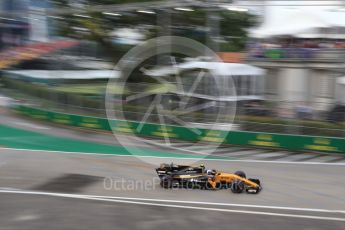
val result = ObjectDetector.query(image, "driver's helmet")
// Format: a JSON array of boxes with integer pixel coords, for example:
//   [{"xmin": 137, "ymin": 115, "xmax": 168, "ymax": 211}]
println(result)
[
  {"xmin": 200, "ymin": 164, "xmax": 205, "ymax": 168},
  {"xmin": 207, "ymin": 169, "xmax": 217, "ymax": 175}
]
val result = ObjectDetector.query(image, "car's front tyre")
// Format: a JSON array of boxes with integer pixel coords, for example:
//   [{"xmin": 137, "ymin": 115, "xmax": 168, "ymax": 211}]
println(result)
[{"xmin": 230, "ymin": 180, "xmax": 245, "ymax": 193}]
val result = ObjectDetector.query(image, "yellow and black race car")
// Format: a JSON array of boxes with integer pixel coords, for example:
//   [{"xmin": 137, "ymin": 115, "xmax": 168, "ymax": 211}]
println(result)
[{"xmin": 155, "ymin": 163, "xmax": 262, "ymax": 194}]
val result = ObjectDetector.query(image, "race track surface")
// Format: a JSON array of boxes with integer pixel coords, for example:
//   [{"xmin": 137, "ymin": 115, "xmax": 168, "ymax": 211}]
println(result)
[
  {"xmin": 0, "ymin": 110, "xmax": 345, "ymax": 229},
  {"xmin": 0, "ymin": 149, "xmax": 345, "ymax": 230},
  {"xmin": 1, "ymin": 194, "xmax": 344, "ymax": 230}
]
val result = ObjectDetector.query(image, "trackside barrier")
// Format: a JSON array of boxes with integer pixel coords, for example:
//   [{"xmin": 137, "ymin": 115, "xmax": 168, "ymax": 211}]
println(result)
[{"xmin": 14, "ymin": 105, "xmax": 345, "ymax": 153}]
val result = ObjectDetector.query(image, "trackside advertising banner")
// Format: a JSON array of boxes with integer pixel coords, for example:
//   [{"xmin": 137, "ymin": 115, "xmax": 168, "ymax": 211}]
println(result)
[{"xmin": 15, "ymin": 105, "xmax": 345, "ymax": 153}]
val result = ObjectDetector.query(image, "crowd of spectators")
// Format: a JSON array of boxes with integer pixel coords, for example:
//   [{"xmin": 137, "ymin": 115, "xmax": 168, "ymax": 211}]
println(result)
[
  {"xmin": 247, "ymin": 39, "xmax": 345, "ymax": 59},
  {"xmin": 243, "ymin": 100, "xmax": 345, "ymax": 123}
]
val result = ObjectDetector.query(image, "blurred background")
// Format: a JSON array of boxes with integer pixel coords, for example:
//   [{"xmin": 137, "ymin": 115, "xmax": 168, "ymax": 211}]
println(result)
[
  {"xmin": 1, "ymin": 2, "xmax": 345, "ymax": 229},
  {"xmin": 0, "ymin": 0, "xmax": 345, "ymax": 139}
]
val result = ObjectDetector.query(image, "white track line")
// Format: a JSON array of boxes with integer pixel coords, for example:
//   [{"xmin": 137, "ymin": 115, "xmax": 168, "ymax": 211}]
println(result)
[
  {"xmin": 1, "ymin": 147, "xmax": 345, "ymax": 166},
  {"xmin": 3, "ymin": 188, "xmax": 344, "ymax": 214},
  {"xmin": 85, "ymin": 195, "xmax": 345, "ymax": 214},
  {"xmin": 0, "ymin": 189, "xmax": 344, "ymax": 222},
  {"xmin": 13, "ymin": 122, "xmax": 50, "ymax": 130}
]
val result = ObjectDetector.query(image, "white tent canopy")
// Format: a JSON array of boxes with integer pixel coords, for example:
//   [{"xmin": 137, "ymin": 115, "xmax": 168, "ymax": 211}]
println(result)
[
  {"xmin": 110, "ymin": 28, "xmax": 146, "ymax": 45},
  {"xmin": 337, "ymin": 76, "xmax": 345, "ymax": 85},
  {"xmin": 146, "ymin": 61, "xmax": 265, "ymax": 77},
  {"xmin": 4, "ymin": 70, "xmax": 119, "ymax": 80},
  {"xmin": 250, "ymin": 9, "xmax": 345, "ymax": 38},
  {"xmin": 320, "ymin": 11, "xmax": 345, "ymax": 27}
]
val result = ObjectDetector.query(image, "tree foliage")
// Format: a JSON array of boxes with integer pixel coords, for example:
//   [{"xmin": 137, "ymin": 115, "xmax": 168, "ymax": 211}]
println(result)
[{"xmin": 51, "ymin": 0, "xmax": 257, "ymax": 57}]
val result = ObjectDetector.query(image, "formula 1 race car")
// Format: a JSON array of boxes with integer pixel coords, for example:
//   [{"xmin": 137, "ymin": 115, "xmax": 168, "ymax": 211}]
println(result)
[{"xmin": 155, "ymin": 163, "xmax": 262, "ymax": 194}]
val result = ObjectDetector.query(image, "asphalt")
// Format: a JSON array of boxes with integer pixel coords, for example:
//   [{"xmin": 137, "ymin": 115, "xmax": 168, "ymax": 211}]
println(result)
[
  {"xmin": 0, "ymin": 149, "xmax": 345, "ymax": 229},
  {"xmin": 1, "ymin": 194, "xmax": 344, "ymax": 230},
  {"xmin": 0, "ymin": 109, "xmax": 345, "ymax": 229}
]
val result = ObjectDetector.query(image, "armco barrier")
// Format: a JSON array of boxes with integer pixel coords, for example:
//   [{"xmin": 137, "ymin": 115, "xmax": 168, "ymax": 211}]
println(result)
[{"xmin": 14, "ymin": 105, "xmax": 345, "ymax": 153}]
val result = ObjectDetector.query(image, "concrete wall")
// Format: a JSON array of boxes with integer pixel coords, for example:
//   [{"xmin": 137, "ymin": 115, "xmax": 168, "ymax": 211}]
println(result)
[
  {"xmin": 264, "ymin": 68, "xmax": 279, "ymax": 101},
  {"xmin": 336, "ymin": 83, "xmax": 345, "ymax": 105},
  {"xmin": 263, "ymin": 67, "xmax": 340, "ymax": 111},
  {"xmin": 278, "ymin": 68, "xmax": 309, "ymax": 103},
  {"xmin": 310, "ymin": 70, "xmax": 337, "ymax": 111}
]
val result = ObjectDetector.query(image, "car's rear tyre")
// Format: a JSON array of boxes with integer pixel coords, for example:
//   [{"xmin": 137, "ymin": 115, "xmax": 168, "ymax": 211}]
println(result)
[
  {"xmin": 186, "ymin": 180, "xmax": 197, "ymax": 189},
  {"xmin": 160, "ymin": 178, "xmax": 169, "ymax": 188},
  {"xmin": 204, "ymin": 182, "xmax": 215, "ymax": 190},
  {"xmin": 160, "ymin": 176, "xmax": 179, "ymax": 189},
  {"xmin": 234, "ymin": 170, "xmax": 246, "ymax": 178},
  {"xmin": 230, "ymin": 180, "xmax": 245, "ymax": 193}
]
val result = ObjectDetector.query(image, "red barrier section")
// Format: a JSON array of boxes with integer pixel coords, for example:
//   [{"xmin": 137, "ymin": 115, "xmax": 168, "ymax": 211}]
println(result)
[{"xmin": 0, "ymin": 40, "xmax": 79, "ymax": 69}]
